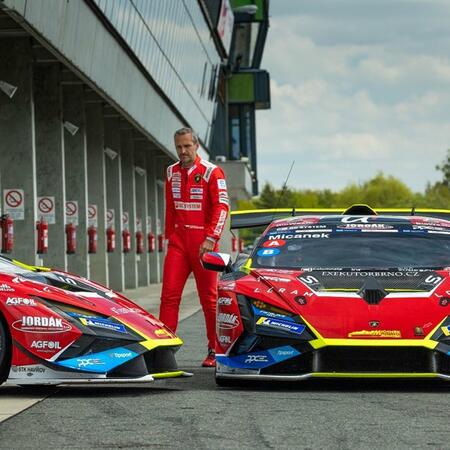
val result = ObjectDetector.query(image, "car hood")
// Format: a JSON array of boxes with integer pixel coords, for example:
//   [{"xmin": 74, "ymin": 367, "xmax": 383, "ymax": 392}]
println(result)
[
  {"xmin": 0, "ymin": 270, "xmax": 174, "ymax": 341},
  {"xmin": 228, "ymin": 267, "xmax": 450, "ymax": 340}
]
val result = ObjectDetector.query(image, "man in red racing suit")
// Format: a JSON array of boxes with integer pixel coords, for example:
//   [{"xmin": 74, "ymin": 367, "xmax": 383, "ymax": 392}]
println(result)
[{"xmin": 159, "ymin": 128, "xmax": 229, "ymax": 367}]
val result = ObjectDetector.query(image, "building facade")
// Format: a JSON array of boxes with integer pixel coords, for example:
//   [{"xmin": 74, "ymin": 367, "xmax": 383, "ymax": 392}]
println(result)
[{"xmin": 0, "ymin": 0, "xmax": 270, "ymax": 291}]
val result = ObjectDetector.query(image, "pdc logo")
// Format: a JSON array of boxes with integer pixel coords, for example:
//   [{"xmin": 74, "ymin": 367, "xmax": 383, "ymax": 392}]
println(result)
[
  {"xmin": 31, "ymin": 341, "xmax": 62, "ymax": 351},
  {"xmin": 6, "ymin": 297, "xmax": 36, "ymax": 306}
]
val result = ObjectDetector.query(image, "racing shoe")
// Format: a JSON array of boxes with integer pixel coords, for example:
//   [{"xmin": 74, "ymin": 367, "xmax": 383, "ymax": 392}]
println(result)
[{"xmin": 202, "ymin": 349, "xmax": 216, "ymax": 367}]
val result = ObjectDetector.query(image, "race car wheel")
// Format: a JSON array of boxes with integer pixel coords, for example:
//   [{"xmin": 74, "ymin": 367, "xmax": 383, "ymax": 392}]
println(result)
[{"xmin": 0, "ymin": 314, "xmax": 11, "ymax": 384}]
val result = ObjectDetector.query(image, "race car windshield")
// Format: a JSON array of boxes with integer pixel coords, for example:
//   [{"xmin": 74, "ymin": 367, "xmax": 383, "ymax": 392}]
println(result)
[{"xmin": 253, "ymin": 227, "xmax": 450, "ymax": 270}]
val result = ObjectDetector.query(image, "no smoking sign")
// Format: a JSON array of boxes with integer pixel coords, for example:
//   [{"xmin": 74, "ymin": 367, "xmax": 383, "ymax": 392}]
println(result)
[
  {"xmin": 3, "ymin": 189, "xmax": 24, "ymax": 220},
  {"xmin": 88, "ymin": 204, "xmax": 98, "ymax": 227},
  {"xmin": 65, "ymin": 200, "xmax": 79, "ymax": 225},
  {"xmin": 37, "ymin": 196, "xmax": 56, "ymax": 224}
]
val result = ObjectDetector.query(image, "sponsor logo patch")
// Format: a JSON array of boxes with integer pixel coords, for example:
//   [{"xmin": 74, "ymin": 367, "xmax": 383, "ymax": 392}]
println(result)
[
  {"xmin": 174, "ymin": 201, "xmax": 202, "ymax": 211},
  {"xmin": 218, "ymin": 297, "xmax": 233, "ymax": 306},
  {"xmin": 219, "ymin": 335, "xmax": 231, "ymax": 344},
  {"xmin": 79, "ymin": 317, "xmax": 127, "ymax": 334},
  {"xmin": 0, "ymin": 283, "xmax": 15, "ymax": 292},
  {"xmin": 348, "ymin": 329, "xmax": 401, "ymax": 338},
  {"xmin": 31, "ymin": 340, "xmax": 62, "ymax": 352},
  {"xmin": 256, "ymin": 317, "xmax": 305, "ymax": 335},
  {"xmin": 217, "ymin": 313, "xmax": 239, "ymax": 329},
  {"xmin": 6, "ymin": 297, "xmax": 36, "ymax": 306},
  {"xmin": 13, "ymin": 316, "xmax": 72, "ymax": 333},
  {"xmin": 217, "ymin": 179, "xmax": 227, "ymax": 189},
  {"xmin": 257, "ymin": 248, "xmax": 280, "ymax": 257}
]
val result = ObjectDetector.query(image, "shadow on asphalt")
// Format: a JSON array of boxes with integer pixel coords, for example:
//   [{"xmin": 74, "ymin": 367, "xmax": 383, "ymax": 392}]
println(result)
[{"xmin": 213, "ymin": 378, "xmax": 450, "ymax": 393}]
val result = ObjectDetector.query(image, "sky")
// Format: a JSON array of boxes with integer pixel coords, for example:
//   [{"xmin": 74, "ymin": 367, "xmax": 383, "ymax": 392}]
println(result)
[{"xmin": 256, "ymin": 0, "xmax": 450, "ymax": 192}]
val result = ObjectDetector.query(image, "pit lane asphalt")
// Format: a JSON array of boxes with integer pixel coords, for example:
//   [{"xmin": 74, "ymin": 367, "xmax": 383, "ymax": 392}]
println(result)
[{"xmin": 0, "ymin": 310, "xmax": 449, "ymax": 450}]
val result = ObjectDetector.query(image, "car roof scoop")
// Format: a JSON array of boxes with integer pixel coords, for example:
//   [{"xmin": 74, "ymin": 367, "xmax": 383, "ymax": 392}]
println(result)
[{"xmin": 358, "ymin": 278, "xmax": 388, "ymax": 305}]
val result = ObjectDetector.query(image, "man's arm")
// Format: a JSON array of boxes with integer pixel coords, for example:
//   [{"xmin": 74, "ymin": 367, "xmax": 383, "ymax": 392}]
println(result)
[{"xmin": 201, "ymin": 167, "xmax": 229, "ymax": 254}]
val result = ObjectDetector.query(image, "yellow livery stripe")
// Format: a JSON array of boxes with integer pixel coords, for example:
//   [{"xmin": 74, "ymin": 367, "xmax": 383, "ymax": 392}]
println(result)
[
  {"xmin": 12, "ymin": 259, "xmax": 52, "ymax": 271},
  {"xmin": 151, "ymin": 371, "xmax": 186, "ymax": 379},
  {"xmin": 115, "ymin": 318, "xmax": 183, "ymax": 351},
  {"xmin": 309, "ymin": 338, "xmax": 438, "ymax": 350}
]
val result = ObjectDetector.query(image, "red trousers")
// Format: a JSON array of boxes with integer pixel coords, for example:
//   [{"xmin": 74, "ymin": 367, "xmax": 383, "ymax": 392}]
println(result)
[{"xmin": 159, "ymin": 228, "xmax": 218, "ymax": 349}]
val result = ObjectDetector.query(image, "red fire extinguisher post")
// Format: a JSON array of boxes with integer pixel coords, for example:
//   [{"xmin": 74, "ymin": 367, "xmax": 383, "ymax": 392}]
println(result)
[
  {"xmin": 66, "ymin": 223, "xmax": 77, "ymax": 254},
  {"xmin": 1, "ymin": 214, "xmax": 14, "ymax": 253},
  {"xmin": 158, "ymin": 233, "xmax": 165, "ymax": 252},
  {"xmin": 88, "ymin": 225, "xmax": 97, "ymax": 254},
  {"xmin": 136, "ymin": 230, "xmax": 144, "ymax": 254},
  {"xmin": 36, "ymin": 217, "xmax": 48, "ymax": 254},
  {"xmin": 122, "ymin": 228, "xmax": 131, "ymax": 253},
  {"xmin": 106, "ymin": 226, "xmax": 116, "ymax": 253},
  {"xmin": 147, "ymin": 232, "xmax": 155, "ymax": 253}
]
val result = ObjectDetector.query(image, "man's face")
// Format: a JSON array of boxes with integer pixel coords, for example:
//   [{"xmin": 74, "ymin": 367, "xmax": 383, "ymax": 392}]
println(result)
[{"xmin": 175, "ymin": 133, "xmax": 198, "ymax": 168}]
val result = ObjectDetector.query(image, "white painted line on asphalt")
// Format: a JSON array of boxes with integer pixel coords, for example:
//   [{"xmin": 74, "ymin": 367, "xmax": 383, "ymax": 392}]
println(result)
[{"xmin": 0, "ymin": 394, "xmax": 48, "ymax": 423}]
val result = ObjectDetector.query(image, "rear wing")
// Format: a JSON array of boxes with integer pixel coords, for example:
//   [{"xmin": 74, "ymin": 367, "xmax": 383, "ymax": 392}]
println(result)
[{"xmin": 230, "ymin": 206, "xmax": 450, "ymax": 230}]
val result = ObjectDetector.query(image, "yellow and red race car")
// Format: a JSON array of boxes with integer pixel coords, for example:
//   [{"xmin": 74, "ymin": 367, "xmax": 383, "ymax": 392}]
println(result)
[
  {"xmin": 203, "ymin": 205, "xmax": 450, "ymax": 385},
  {"xmin": 0, "ymin": 257, "xmax": 187, "ymax": 385}
]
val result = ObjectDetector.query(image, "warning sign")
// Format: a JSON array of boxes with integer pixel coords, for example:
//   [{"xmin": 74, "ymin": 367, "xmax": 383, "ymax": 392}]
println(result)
[
  {"xmin": 106, "ymin": 209, "xmax": 115, "ymax": 228},
  {"xmin": 88, "ymin": 204, "xmax": 98, "ymax": 227},
  {"xmin": 3, "ymin": 189, "xmax": 24, "ymax": 220},
  {"xmin": 37, "ymin": 196, "xmax": 56, "ymax": 224},
  {"xmin": 122, "ymin": 211, "xmax": 129, "ymax": 230},
  {"xmin": 65, "ymin": 200, "xmax": 79, "ymax": 225}
]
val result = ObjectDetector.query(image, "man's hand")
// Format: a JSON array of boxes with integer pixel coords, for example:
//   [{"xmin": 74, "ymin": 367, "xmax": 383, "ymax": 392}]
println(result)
[{"xmin": 199, "ymin": 238, "xmax": 215, "ymax": 256}]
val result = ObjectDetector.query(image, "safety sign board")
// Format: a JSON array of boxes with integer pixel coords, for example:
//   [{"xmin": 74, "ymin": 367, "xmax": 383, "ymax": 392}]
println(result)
[
  {"xmin": 106, "ymin": 209, "xmax": 115, "ymax": 228},
  {"xmin": 122, "ymin": 211, "xmax": 129, "ymax": 230},
  {"xmin": 37, "ymin": 196, "xmax": 56, "ymax": 224},
  {"xmin": 88, "ymin": 204, "xmax": 98, "ymax": 228},
  {"xmin": 3, "ymin": 189, "xmax": 24, "ymax": 220},
  {"xmin": 65, "ymin": 200, "xmax": 79, "ymax": 225}
]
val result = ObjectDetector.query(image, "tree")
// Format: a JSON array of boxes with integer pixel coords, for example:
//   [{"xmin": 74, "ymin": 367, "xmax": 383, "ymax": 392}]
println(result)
[
  {"xmin": 236, "ymin": 171, "xmax": 450, "ymax": 244},
  {"xmin": 436, "ymin": 149, "xmax": 450, "ymax": 188}
]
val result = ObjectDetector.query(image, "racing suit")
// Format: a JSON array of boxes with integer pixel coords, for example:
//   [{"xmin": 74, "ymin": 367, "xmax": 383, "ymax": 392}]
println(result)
[{"xmin": 159, "ymin": 156, "xmax": 229, "ymax": 349}]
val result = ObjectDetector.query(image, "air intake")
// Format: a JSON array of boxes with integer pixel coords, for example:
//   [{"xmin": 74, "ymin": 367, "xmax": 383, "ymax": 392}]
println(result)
[
  {"xmin": 343, "ymin": 204, "xmax": 377, "ymax": 215},
  {"xmin": 358, "ymin": 278, "xmax": 388, "ymax": 305}
]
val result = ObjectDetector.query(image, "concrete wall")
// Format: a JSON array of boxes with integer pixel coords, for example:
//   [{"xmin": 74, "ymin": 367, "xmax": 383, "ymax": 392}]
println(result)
[{"xmin": 0, "ymin": 34, "xmax": 171, "ymax": 291}]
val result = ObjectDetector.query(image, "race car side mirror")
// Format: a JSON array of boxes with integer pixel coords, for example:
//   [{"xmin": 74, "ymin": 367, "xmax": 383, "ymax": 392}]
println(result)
[{"xmin": 201, "ymin": 252, "xmax": 232, "ymax": 273}]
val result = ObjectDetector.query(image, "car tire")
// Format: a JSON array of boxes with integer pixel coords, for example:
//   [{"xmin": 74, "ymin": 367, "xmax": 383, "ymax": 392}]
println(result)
[{"xmin": 0, "ymin": 314, "xmax": 11, "ymax": 385}]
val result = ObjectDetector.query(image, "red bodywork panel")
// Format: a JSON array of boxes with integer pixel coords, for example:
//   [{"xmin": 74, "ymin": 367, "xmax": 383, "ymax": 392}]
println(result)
[{"xmin": 218, "ymin": 268, "xmax": 450, "ymax": 342}]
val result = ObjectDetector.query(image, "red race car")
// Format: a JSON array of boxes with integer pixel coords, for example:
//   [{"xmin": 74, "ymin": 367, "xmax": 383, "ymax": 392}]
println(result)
[
  {"xmin": 203, "ymin": 205, "xmax": 450, "ymax": 386},
  {"xmin": 0, "ymin": 257, "xmax": 188, "ymax": 385}
]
